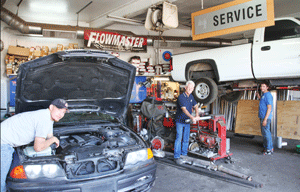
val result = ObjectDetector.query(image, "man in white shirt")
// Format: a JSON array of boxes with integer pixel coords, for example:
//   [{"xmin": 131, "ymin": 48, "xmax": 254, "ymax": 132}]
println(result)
[{"xmin": 1, "ymin": 98, "xmax": 69, "ymax": 192}]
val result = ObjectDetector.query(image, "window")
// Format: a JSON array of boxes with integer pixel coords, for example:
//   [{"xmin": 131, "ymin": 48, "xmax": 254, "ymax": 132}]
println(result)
[{"xmin": 264, "ymin": 20, "xmax": 300, "ymax": 42}]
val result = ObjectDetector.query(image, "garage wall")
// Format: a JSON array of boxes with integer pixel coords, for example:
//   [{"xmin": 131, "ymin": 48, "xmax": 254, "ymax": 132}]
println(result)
[
  {"xmin": 0, "ymin": 21, "xmax": 157, "ymax": 117},
  {"xmin": 1, "ymin": 22, "xmax": 83, "ymax": 115},
  {"xmin": 1, "ymin": 20, "xmax": 205, "ymax": 118},
  {"xmin": 1, "ymin": 22, "xmax": 12, "ymax": 115}
]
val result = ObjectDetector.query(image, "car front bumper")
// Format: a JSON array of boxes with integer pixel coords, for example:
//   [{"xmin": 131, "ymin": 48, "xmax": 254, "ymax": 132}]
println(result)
[{"xmin": 7, "ymin": 162, "xmax": 156, "ymax": 192}]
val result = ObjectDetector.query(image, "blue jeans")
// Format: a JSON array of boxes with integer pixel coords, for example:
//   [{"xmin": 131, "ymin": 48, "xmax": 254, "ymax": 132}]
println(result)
[
  {"xmin": 260, "ymin": 119, "xmax": 273, "ymax": 150},
  {"xmin": 174, "ymin": 122, "xmax": 190, "ymax": 159},
  {"xmin": 1, "ymin": 144, "xmax": 14, "ymax": 192}
]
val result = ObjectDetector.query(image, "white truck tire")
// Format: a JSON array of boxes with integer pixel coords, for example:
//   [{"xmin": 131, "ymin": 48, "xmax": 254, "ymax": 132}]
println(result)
[{"xmin": 193, "ymin": 77, "xmax": 218, "ymax": 105}]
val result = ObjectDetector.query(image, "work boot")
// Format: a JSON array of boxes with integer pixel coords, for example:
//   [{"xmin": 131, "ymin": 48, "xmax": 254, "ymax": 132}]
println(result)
[
  {"xmin": 175, "ymin": 157, "xmax": 184, "ymax": 165},
  {"xmin": 262, "ymin": 148, "xmax": 274, "ymax": 153},
  {"xmin": 180, "ymin": 155, "xmax": 188, "ymax": 160},
  {"xmin": 263, "ymin": 150, "xmax": 273, "ymax": 155}
]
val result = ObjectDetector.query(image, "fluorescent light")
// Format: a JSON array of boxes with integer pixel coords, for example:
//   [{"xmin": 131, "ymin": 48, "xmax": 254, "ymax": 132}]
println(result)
[
  {"xmin": 17, "ymin": 34, "xmax": 43, "ymax": 37},
  {"xmin": 154, "ymin": 77, "xmax": 170, "ymax": 81},
  {"xmin": 29, "ymin": 1, "xmax": 67, "ymax": 13},
  {"xmin": 106, "ymin": 15, "xmax": 144, "ymax": 25}
]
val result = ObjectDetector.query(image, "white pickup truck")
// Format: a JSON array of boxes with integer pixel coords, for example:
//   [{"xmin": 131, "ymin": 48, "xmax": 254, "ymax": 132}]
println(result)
[{"xmin": 171, "ymin": 17, "xmax": 300, "ymax": 104}]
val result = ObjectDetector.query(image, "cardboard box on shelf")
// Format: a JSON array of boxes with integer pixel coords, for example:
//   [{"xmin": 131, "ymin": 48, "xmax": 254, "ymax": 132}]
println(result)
[
  {"xmin": 29, "ymin": 47, "xmax": 35, "ymax": 56},
  {"xmin": 57, "ymin": 44, "xmax": 64, "ymax": 52},
  {"xmin": 6, "ymin": 63, "xmax": 13, "ymax": 75},
  {"xmin": 7, "ymin": 45, "xmax": 30, "ymax": 56},
  {"xmin": 68, "ymin": 43, "xmax": 78, "ymax": 49},
  {"xmin": 68, "ymin": 43, "xmax": 74, "ymax": 50},
  {"xmin": 8, "ymin": 55, "xmax": 15, "ymax": 64},
  {"xmin": 5, "ymin": 55, "xmax": 10, "ymax": 64},
  {"xmin": 33, "ymin": 50, "xmax": 41, "ymax": 57},
  {"xmin": 6, "ymin": 69, "xmax": 13, "ymax": 75},
  {"xmin": 50, "ymin": 48, "xmax": 56, "ymax": 54},
  {"xmin": 6, "ymin": 63, "xmax": 12, "ymax": 69},
  {"xmin": 41, "ymin": 46, "xmax": 49, "ymax": 56}
]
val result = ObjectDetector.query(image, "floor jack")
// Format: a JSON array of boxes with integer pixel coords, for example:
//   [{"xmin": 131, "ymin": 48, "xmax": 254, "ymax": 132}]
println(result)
[{"xmin": 188, "ymin": 114, "xmax": 233, "ymax": 162}]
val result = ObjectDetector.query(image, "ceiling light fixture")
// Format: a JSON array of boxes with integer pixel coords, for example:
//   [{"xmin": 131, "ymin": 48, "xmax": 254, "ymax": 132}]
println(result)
[
  {"xmin": 154, "ymin": 77, "xmax": 170, "ymax": 81},
  {"xmin": 29, "ymin": 0, "xmax": 67, "ymax": 13},
  {"xmin": 17, "ymin": 34, "xmax": 43, "ymax": 37},
  {"xmin": 106, "ymin": 15, "xmax": 144, "ymax": 25}
]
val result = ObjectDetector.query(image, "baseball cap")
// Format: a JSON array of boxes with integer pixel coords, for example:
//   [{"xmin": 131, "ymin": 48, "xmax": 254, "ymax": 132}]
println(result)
[{"xmin": 51, "ymin": 99, "xmax": 69, "ymax": 111}]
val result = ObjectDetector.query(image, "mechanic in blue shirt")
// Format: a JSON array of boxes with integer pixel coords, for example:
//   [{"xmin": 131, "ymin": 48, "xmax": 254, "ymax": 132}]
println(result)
[
  {"xmin": 257, "ymin": 82, "xmax": 273, "ymax": 155},
  {"xmin": 174, "ymin": 81, "xmax": 200, "ymax": 164}
]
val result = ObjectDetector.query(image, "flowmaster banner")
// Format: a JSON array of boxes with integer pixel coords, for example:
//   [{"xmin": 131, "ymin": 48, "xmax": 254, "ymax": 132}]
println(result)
[{"xmin": 84, "ymin": 30, "xmax": 147, "ymax": 52}]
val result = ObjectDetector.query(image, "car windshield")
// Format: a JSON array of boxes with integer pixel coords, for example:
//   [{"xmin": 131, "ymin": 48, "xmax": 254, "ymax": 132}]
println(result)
[{"xmin": 55, "ymin": 111, "xmax": 117, "ymax": 125}]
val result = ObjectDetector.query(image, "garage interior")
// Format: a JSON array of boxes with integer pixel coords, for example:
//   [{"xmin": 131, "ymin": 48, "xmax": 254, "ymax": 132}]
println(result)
[{"xmin": 1, "ymin": 0, "xmax": 300, "ymax": 192}]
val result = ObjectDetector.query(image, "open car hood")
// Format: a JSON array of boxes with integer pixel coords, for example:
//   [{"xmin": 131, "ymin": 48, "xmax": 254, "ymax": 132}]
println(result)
[{"xmin": 15, "ymin": 50, "xmax": 136, "ymax": 118}]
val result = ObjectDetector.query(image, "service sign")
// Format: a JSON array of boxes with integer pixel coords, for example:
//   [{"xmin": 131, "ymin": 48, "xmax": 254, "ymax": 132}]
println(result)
[
  {"xmin": 192, "ymin": 0, "xmax": 275, "ymax": 40},
  {"xmin": 84, "ymin": 30, "xmax": 147, "ymax": 52}
]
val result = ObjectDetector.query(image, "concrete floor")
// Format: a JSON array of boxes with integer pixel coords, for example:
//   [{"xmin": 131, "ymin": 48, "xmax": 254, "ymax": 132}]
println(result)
[{"xmin": 152, "ymin": 133, "xmax": 300, "ymax": 192}]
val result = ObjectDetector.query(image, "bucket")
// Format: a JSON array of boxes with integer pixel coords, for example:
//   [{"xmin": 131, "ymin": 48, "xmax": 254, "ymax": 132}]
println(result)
[
  {"xmin": 277, "ymin": 137, "xmax": 282, "ymax": 148},
  {"xmin": 296, "ymin": 145, "xmax": 300, "ymax": 154}
]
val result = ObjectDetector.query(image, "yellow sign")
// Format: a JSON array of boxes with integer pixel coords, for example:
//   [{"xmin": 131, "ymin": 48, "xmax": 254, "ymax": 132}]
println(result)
[{"xmin": 192, "ymin": 0, "xmax": 275, "ymax": 40}]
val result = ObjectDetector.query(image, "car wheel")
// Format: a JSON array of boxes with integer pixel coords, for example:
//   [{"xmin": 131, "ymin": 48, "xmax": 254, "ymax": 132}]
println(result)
[
  {"xmin": 193, "ymin": 78, "xmax": 218, "ymax": 105},
  {"xmin": 221, "ymin": 91, "xmax": 243, "ymax": 103}
]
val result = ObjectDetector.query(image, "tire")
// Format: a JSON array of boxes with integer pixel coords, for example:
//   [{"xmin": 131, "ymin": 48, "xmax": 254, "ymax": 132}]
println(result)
[
  {"xmin": 193, "ymin": 78, "xmax": 218, "ymax": 105},
  {"xmin": 221, "ymin": 91, "xmax": 243, "ymax": 103}
]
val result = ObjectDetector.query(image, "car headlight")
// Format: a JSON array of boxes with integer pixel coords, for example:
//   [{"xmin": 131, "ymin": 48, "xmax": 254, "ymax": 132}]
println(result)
[
  {"xmin": 24, "ymin": 165, "xmax": 42, "ymax": 179},
  {"xmin": 42, "ymin": 164, "xmax": 60, "ymax": 178},
  {"xmin": 125, "ymin": 148, "xmax": 153, "ymax": 166},
  {"xmin": 24, "ymin": 164, "xmax": 62, "ymax": 179}
]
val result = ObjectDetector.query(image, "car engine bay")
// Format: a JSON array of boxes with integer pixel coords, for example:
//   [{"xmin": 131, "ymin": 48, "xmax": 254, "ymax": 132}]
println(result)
[{"xmin": 19, "ymin": 126, "xmax": 143, "ymax": 179}]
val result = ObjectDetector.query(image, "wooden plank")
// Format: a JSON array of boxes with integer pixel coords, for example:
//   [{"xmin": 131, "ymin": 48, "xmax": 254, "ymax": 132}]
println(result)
[
  {"xmin": 235, "ymin": 100, "xmax": 300, "ymax": 139},
  {"xmin": 277, "ymin": 101, "xmax": 300, "ymax": 140},
  {"xmin": 235, "ymin": 100, "xmax": 261, "ymax": 136}
]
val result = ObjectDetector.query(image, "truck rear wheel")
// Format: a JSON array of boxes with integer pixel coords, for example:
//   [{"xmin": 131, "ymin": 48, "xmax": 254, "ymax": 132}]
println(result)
[{"xmin": 193, "ymin": 78, "xmax": 218, "ymax": 105}]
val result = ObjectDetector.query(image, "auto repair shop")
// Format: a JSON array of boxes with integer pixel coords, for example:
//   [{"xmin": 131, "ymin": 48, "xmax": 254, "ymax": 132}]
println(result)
[{"xmin": 1, "ymin": 0, "xmax": 300, "ymax": 192}]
